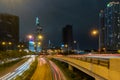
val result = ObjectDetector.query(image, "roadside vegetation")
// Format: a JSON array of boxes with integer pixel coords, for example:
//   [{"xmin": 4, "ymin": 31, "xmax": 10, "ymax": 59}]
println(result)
[
  {"xmin": 0, "ymin": 50, "xmax": 33, "ymax": 61},
  {"xmin": 0, "ymin": 58, "xmax": 22, "ymax": 71},
  {"xmin": 0, "ymin": 50, "xmax": 35, "ymax": 65},
  {"xmin": 15, "ymin": 57, "xmax": 38, "ymax": 80}
]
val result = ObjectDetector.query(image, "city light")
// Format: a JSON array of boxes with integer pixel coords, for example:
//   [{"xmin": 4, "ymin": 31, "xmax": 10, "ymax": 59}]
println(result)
[
  {"xmin": 8, "ymin": 42, "xmax": 12, "ymax": 45},
  {"xmin": 38, "ymin": 35, "xmax": 43, "ymax": 40},
  {"xmin": 21, "ymin": 45, "xmax": 24, "ymax": 48},
  {"xmin": 17, "ymin": 45, "xmax": 20, "ymax": 48},
  {"xmin": 91, "ymin": 29, "xmax": 99, "ymax": 36},
  {"xmin": 73, "ymin": 40, "xmax": 77, "ymax": 44},
  {"xmin": 118, "ymin": 50, "xmax": 120, "ymax": 53},
  {"xmin": 38, "ymin": 42, "xmax": 41, "ymax": 45},
  {"xmin": 2, "ymin": 42, "xmax": 6, "ymax": 45},
  {"xmin": 28, "ymin": 35, "xmax": 33, "ymax": 40},
  {"xmin": 65, "ymin": 44, "xmax": 68, "ymax": 48}
]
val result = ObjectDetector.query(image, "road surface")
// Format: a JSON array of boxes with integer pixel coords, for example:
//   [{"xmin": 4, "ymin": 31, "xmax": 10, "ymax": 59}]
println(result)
[
  {"xmin": 31, "ymin": 56, "xmax": 66, "ymax": 80},
  {"xmin": 0, "ymin": 55, "xmax": 35, "ymax": 80}
]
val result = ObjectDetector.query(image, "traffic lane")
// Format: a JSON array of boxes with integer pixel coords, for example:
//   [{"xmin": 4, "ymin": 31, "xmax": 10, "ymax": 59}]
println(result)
[
  {"xmin": 0, "ymin": 56, "xmax": 35, "ymax": 80},
  {"xmin": 49, "ymin": 60, "xmax": 66, "ymax": 80},
  {"xmin": 31, "ymin": 57, "xmax": 52, "ymax": 80}
]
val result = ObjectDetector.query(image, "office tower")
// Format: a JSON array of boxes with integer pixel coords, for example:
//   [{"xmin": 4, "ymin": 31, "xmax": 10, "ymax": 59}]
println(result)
[
  {"xmin": 62, "ymin": 25, "xmax": 73, "ymax": 49},
  {"xmin": 99, "ymin": 1, "xmax": 120, "ymax": 50},
  {"xmin": 0, "ymin": 13, "xmax": 19, "ymax": 50}
]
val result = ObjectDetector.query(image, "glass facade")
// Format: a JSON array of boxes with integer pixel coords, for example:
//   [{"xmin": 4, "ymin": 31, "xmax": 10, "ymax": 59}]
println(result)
[{"xmin": 100, "ymin": 2, "xmax": 120, "ymax": 50}]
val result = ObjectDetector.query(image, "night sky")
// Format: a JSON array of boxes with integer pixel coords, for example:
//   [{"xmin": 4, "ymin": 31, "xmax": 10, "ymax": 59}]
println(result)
[{"xmin": 0, "ymin": 0, "xmax": 114, "ymax": 50}]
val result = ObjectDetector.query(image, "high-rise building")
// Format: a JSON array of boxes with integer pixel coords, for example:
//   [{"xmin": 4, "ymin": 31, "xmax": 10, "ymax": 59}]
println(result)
[
  {"xmin": 0, "ymin": 13, "xmax": 19, "ymax": 50},
  {"xmin": 30, "ymin": 17, "xmax": 43, "ymax": 52},
  {"xmin": 99, "ymin": 1, "xmax": 120, "ymax": 51},
  {"xmin": 62, "ymin": 25, "xmax": 73, "ymax": 49}
]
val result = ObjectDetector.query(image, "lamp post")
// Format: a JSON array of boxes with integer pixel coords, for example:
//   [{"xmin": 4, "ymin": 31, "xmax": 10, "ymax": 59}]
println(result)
[{"xmin": 91, "ymin": 29, "xmax": 101, "ymax": 54}]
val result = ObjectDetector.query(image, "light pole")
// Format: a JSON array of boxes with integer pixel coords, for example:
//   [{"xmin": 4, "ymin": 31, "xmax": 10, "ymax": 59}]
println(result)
[{"xmin": 91, "ymin": 29, "xmax": 101, "ymax": 54}]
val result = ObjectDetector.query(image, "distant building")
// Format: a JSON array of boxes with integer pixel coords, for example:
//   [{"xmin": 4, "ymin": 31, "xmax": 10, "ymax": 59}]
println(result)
[
  {"xmin": 62, "ymin": 25, "xmax": 73, "ymax": 49},
  {"xmin": 0, "ymin": 13, "xmax": 19, "ymax": 50},
  {"xmin": 99, "ymin": 1, "xmax": 120, "ymax": 51}
]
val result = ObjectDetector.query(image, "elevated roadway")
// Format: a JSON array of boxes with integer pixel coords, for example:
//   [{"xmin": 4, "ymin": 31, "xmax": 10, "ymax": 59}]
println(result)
[{"xmin": 53, "ymin": 54, "xmax": 120, "ymax": 80}]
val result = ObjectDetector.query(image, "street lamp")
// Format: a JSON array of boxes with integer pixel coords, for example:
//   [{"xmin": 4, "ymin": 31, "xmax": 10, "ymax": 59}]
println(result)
[
  {"xmin": 91, "ymin": 29, "xmax": 101, "ymax": 53},
  {"xmin": 91, "ymin": 29, "xmax": 99, "ymax": 36}
]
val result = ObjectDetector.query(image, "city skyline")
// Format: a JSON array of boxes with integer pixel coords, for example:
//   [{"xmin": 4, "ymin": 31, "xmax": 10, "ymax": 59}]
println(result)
[{"xmin": 0, "ymin": 0, "xmax": 115, "ymax": 50}]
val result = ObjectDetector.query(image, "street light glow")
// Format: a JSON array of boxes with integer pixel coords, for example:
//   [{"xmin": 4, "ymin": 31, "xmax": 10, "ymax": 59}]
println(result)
[
  {"xmin": 38, "ymin": 42, "xmax": 41, "ymax": 45},
  {"xmin": 38, "ymin": 35, "xmax": 43, "ymax": 39},
  {"xmin": 8, "ymin": 42, "xmax": 12, "ymax": 45},
  {"xmin": 2, "ymin": 42, "xmax": 6, "ymax": 45},
  {"xmin": 91, "ymin": 29, "xmax": 99, "ymax": 36},
  {"xmin": 28, "ymin": 35, "xmax": 33, "ymax": 40}
]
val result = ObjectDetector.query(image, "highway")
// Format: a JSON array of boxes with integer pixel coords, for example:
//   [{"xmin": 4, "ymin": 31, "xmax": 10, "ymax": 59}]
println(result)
[
  {"xmin": 0, "ymin": 55, "xmax": 35, "ymax": 80},
  {"xmin": 31, "ymin": 56, "xmax": 66, "ymax": 80},
  {"xmin": 49, "ymin": 60, "xmax": 66, "ymax": 80}
]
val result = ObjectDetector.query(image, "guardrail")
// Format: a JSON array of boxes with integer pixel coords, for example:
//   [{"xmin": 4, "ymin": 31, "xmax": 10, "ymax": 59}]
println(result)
[{"xmin": 69, "ymin": 57, "xmax": 109, "ymax": 68}]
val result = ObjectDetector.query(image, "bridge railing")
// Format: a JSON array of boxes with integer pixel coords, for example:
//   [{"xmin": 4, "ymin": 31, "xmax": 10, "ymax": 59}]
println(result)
[{"xmin": 68, "ymin": 56, "xmax": 109, "ymax": 68}]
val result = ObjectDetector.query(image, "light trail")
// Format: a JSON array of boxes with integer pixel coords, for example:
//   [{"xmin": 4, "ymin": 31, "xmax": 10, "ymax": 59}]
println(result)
[
  {"xmin": 0, "ymin": 55, "xmax": 35, "ymax": 80},
  {"xmin": 49, "ymin": 60, "xmax": 66, "ymax": 80}
]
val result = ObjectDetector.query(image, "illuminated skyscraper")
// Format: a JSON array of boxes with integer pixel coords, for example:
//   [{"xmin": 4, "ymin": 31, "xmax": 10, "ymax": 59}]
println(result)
[{"xmin": 99, "ymin": 1, "xmax": 120, "ymax": 50}]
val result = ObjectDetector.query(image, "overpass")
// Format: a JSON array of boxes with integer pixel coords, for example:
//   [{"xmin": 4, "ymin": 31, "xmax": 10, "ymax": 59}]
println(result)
[{"xmin": 53, "ymin": 54, "xmax": 120, "ymax": 80}]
